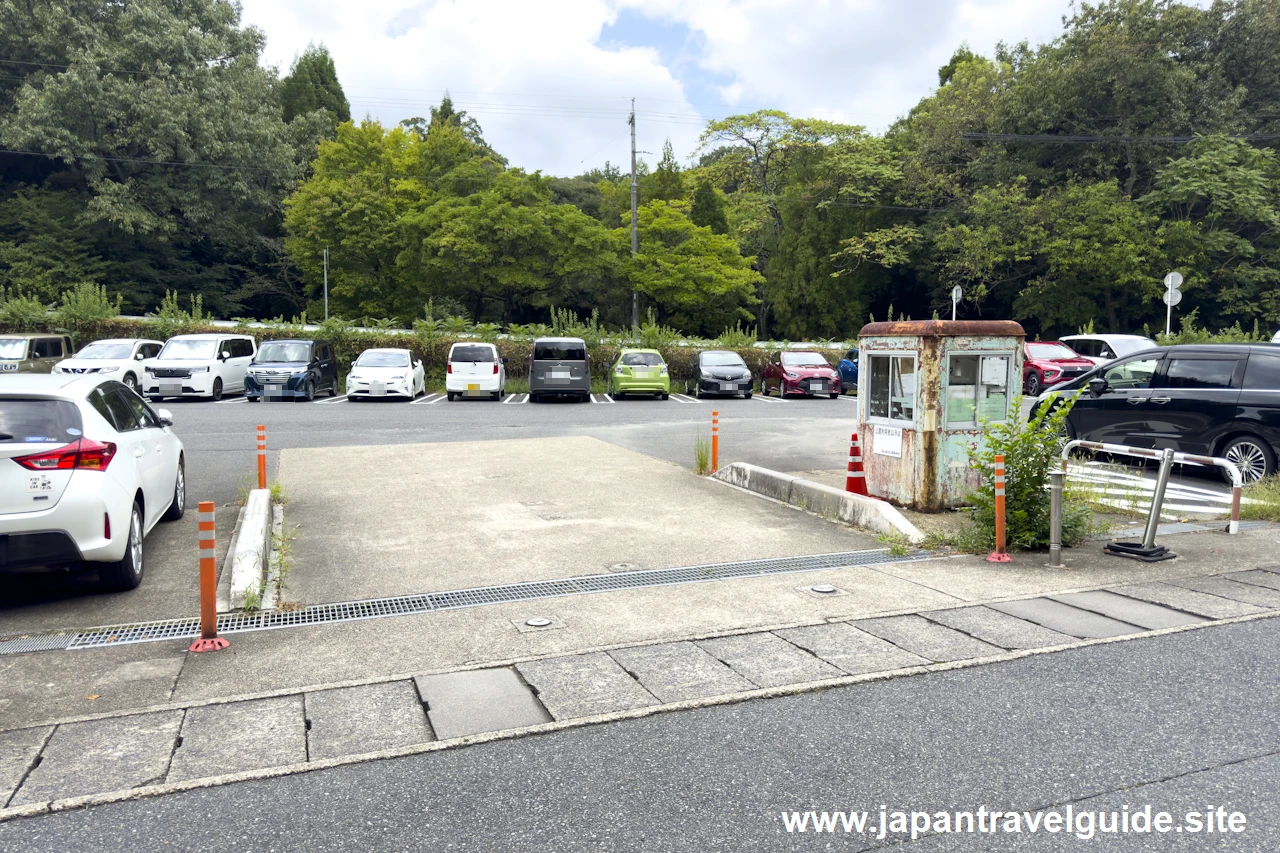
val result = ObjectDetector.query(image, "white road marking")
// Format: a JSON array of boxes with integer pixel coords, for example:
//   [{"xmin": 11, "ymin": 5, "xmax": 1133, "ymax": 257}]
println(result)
[
  {"xmin": 591, "ymin": 393, "xmax": 616, "ymax": 404},
  {"xmin": 835, "ymin": 394, "xmax": 859, "ymax": 403},
  {"xmin": 314, "ymin": 395, "xmax": 348, "ymax": 404},
  {"xmin": 669, "ymin": 393, "xmax": 701, "ymax": 404},
  {"xmin": 752, "ymin": 394, "xmax": 785, "ymax": 404},
  {"xmin": 425, "ymin": 392, "xmax": 448, "ymax": 404},
  {"xmin": 216, "ymin": 397, "xmax": 247, "ymax": 404},
  {"xmin": 502, "ymin": 393, "xmax": 529, "ymax": 404},
  {"xmin": 411, "ymin": 393, "xmax": 444, "ymax": 405}
]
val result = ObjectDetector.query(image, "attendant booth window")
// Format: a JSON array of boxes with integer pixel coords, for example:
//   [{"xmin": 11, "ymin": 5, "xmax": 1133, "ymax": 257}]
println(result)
[
  {"xmin": 946, "ymin": 354, "xmax": 1011, "ymax": 426},
  {"xmin": 866, "ymin": 354, "xmax": 916, "ymax": 423}
]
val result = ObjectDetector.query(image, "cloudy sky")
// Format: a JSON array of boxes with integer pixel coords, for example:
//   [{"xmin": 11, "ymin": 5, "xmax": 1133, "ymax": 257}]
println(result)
[{"xmin": 238, "ymin": 0, "xmax": 1075, "ymax": 176}]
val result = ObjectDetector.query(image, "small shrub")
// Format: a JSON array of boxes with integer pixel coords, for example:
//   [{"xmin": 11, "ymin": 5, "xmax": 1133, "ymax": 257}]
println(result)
[
  {"xmin": 0, "ymin": 288, "xmax": 52, "ymax": 331},
  {"xmin": 54, "ymin": 281, "xmax": 121, "ymax": 342},
  {"xmin": 716, "ymin": 320, "xmax": 757, "ymax": 349},
  {"xmin": 693, "ymin": 430, "xmax": 711, "ymax": 475}
]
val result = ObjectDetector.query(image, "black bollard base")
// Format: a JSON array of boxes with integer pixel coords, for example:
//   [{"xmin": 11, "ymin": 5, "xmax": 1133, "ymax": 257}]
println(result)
[{"xmin": 1103, "ymin": 540, "xmax": 1177, "ymax": 562}]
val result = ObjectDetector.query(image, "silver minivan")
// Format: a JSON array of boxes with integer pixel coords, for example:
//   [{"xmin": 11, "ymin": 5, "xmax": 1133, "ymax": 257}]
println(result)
[{"xmin": 529, "ymin": 337, "xmax": 590, "ymax": 403}]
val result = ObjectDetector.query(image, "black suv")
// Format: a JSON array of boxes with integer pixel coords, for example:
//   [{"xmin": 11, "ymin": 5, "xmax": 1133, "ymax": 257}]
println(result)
[
  {"xmin": 1039, "ymin": 343, "xmax": 1280, "ymax": 482},
  {"xmin": 245, "ymin": 339, "xmax": 339, "ymax": 402}
]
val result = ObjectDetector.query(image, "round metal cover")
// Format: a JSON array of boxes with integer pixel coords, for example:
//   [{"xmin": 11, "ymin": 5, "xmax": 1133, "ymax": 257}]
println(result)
[
  {"xmin": 810, "ymin": 584, "xmax": 838, "ymax": 594},
  {"xmin": 525, "ymin": 618, "xmax": 553, "ymax": 627}
]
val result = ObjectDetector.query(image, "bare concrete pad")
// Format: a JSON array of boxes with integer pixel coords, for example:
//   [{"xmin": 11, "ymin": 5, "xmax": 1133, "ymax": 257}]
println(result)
[
  {"xmin": 775, "ymin": 623, "xmax": 929, "ymax": 675},
  {"xmin": 167, "ymin": 696, "xmax": 305, "ymax": 783},
  {"xmin": 696, "ymin": 633, "xmax": 842, "ymax": 688},
  {"xmin": 1172, "ymin": 576, "xmax": 1280, "ymax": 609},
  {"xmin": 1224, "ymin": 570, "xmax": 1280, "ymax": 592},
  {"xmin": 988, "ymin": 599, "xmax": 1142, "ymax": 639},
  {"xmin": 923, "ymin": 606, "xmax": 1074, "ymax": 650},
  {"xmin": 306, "ymin": 682, "xmax": 433, "ymax": 759},
  {"xmin": 1049, "ymin": 590, "xmax": 1207, "ymax": 630},
  {"xmin": 516, "ymin": 653, "xmax": 658, "ymax": 720},
  {"xmin": 0, "ymin": 726, "xmax": 49, "ymax": 806},
  {"xmin": 1111, "ymin": 583, "xmax": 1265, "ymax": 620},
  {"xmin": 10, "ymin": 711, "xmax": 182, "ymax": 806},
  {"xmin": 609, "ymin": 642, "xmax": 753, "ymax": 702},
  {"xmin": 850, "ymin": 614, "xmax": 1003, "ymax": 662},
  {"xmin": 415, "ymin": 668, "xmax": 549, "ymax": 739}
]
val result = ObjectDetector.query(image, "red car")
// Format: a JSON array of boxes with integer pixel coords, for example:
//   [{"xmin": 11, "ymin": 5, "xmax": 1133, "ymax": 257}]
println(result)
[
  {"xmin": 1023, "ymin": 341, "xmax": 1095, "ymax": 396},
  {"xmin": 762, "ymin": 350, "xmax": 841, "ymax": 398}
]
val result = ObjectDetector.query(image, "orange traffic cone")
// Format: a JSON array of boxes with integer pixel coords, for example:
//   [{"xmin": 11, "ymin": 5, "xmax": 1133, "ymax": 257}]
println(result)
[{"xmin": 845, "ymin": 432, "xmax": 869, "ymax": 496}]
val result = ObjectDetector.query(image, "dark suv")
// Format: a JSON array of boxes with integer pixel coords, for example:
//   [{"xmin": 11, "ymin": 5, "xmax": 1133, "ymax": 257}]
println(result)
[
  {"xmin": 245, "ymin": 339, "xmax": 339, "ymax": 402},
  {"xmin": 1040, "ymin": 343, "xmax": 1280, "ymax": 482}
]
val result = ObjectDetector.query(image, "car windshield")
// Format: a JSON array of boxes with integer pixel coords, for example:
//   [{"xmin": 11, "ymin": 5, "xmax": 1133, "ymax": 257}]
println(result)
[
  {"xmin": 450, "ymin": 345, "xmax": 495, "ymax": 362},
  {"xmin": 0, "ymin": 399, "xmax": 83, "ymax": 445},
  {"xmin": 1110, "ymin": 338, "xmax": 1157, "ymax": 356},
  {"xmin": 355, "ymin": 351, "xmax": 409, "ymax": 368},
  {"xmin": 77, "ymin": 343, "xmax": 133, "ymax": 360},
  {"xmin": 0, "ymin": 339, "xmax": 27, "ymax": 359},
  {"xmin": 256, "ymin": 342, "xmax": 312, "ymax": 363},
  {"xmin": 1027, "ymin": 343, "xmax": 1078, "ymax": 360},
  {"xmin": 781, "ymin": 352, "xmax": 829, "ymax": 367},
  {"xmin": 701, "ymin": 352, "xmax": 746, "ymax": 367},
  {"xmin": 534, "ymin": 342, "xmax": 586, "ymax": 361},
  {"xmin": 158, "ymin": 339, "xmax": 217, "ymax": 360},
  {"xmin": 621, "ymin": 353, "xmax": 663, "ymax": 366}
]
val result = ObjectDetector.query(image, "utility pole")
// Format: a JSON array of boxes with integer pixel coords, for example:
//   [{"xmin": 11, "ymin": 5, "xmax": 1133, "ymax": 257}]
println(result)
[
  {"xmin": 629, "ymin": 99, "xmax": 639, "ymax": 330},
  {"xmin": 323, "ymin": 248, "xmax": 329, "ymax": 322}
]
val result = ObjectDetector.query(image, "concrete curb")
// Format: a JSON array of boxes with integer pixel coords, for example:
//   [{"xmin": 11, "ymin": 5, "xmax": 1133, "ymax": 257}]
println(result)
[
  {"xmin": 228, "ymin": 490, "xmax": 270, "ymax": 610},
  {"xmin": 215, "ymin": 506, "xmax": 245, "ymax": 614},
  {"xmin": 1, "ymin": 609, "xmax": 1275, "ymax": 824},
  {"xmin": 713, "ymin": 462, "xmax": 924, "ymax": 543}
]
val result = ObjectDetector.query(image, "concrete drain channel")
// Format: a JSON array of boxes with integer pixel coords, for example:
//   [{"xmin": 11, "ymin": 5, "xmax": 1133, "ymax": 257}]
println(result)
[{"xmin": 0, "ymin": 548, "xmax": 932, "ymax": 654}]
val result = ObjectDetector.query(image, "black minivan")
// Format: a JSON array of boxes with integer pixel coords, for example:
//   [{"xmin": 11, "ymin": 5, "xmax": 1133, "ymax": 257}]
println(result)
[
  {"xmin": 245, "ymin": 339, "xmax": 339, "ymax": 402},
  {"xmin": 1039, "ymin": 343, "xmax": 1280, "ymax": 482}
]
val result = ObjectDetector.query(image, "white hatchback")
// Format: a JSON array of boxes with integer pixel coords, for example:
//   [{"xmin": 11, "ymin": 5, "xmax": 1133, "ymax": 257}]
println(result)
[
  {"xmin": 0, "ymin": 375, "xmax": 186, "ymax": 591},
  {"xmin": 53, "ymin": 338, "xmax": 164, "ymax": 393},
  {"xmin": 144, "ymin": 334, "xmax": 256, "ymax": 401},
  {"xmin": 446, "ymin": 342, "xmax": 506, "ymax": 401},
  {"xmin": 346, "ymin": 348, "xmax": 426, "ymax": 401}
]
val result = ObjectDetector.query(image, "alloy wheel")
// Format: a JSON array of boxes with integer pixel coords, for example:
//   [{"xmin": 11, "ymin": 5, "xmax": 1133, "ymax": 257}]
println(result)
[{"xmin": 1225, "ymin": 440, "xmax": 1269, "ymax": 484}]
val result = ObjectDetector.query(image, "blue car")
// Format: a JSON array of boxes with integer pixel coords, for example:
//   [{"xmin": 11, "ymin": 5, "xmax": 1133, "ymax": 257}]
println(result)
[
  {"xmin": 838, "ymin": 348, "xmax": 858, "ymax": 394},
  {"xmin": 245, "ymin": 339, "xmax": 339, "ymax": 402}
]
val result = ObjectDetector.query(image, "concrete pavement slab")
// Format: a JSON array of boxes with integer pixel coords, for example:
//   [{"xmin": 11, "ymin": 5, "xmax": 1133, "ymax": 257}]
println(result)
[
  {"xmin": 306, "ymin": 682, "xmax": 434, "ymax": 759},
  {"xmin": 774, "ymin": 623, "xmax": 929, "ymax": 675},
  {"xmin": 608, "ymin": 642, "xmax": 754, "ymax": 702},
  {"xmin": 516, "ymin": 653, "xmax": 658, "ymax": 720},
  {"xmin": 922, "ymin": 605, "xmax": 1075, "ymax": 650},
  {"xmin": 1112, "ymin": 582, "xmax": 1266, "ymax": 619},
  {"xmin": 0, "ymin": 726, "xmax": 50, "ymax": 807},
  {"xmin": 850, "ymin": 614, "xmax": 1004, "ymax": 662},
  {"xmin": 1049, "ymin": 590, "xmax": 1207, "ymax": 630},
  {"xmin": 695, "ymin": 632, "xmax": 842, "ymax": 688},
  {"xmin": 1171, "ymin": 575, "xmax": 1280, "ymax": 609},
  {"xmin": 987, "ymin": 599, "xmax": 1142, "ymax": 639},
  {"xmin": 167, "ymin": 696, "xmax": 305, "ymax": 783},
  {"xmin": 9, "ymin": 711, "xmax": 182, "ymax": 806},
  {"xmin": 415, "ymin": 668, "xmax": 550, "ymax": 739},
  {"xmin": 1224, "ymin": 569, "xmax": 1280, "ymax": 592}
]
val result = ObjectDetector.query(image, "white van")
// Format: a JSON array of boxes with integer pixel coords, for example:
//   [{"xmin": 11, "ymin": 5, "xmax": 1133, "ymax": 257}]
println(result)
[
  {"xmin": 144, "ymin": 334, "xmax": 256, "ymax": 401},
  {"xmin": 445, "ymin": 342, "xmax": 506, "ymax": 401}
]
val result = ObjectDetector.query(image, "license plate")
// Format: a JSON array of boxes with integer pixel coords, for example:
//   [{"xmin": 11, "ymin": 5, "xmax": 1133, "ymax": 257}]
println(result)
[
  {"xmin": 0, "ymin": 363, "xmax": 15, "ymax": 372},
  {"xmin": 265, "ymin": 384, "xmax": 283, "ymax": 395},
  {"xmin": 550, "ymin": 370, "xmax": 570, "ymax": 380},
  {"xmin": 371, "ymin": 382, "xmax": 386, "ymax": 395},
  {"xmin": 720, "ymin": 382, "xmax": 735, "ymax": 391},
  {"xmin": 812, "ymin": 383, "xmax": 825, "ymax": 392},
  {"xmin": 160, "ymin": 383, "xmax": 181, "ymax": 394},
  {"xmin": 467, "ymin": 383, "xmax": 479, "ymax": 391},
  {"xmin": 27, "ymin": 474, "xmax": 53, "ymax": 493}
]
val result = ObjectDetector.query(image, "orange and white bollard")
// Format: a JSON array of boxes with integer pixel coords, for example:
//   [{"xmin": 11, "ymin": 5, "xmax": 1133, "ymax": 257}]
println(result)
[
  {"xmin": 256, "ymin": 424, "xmax": 267, "ymax": 490},
  {"xmin": 711, "ymin": 411, "xmax": 719, "ymax": 473},
  {"xmin": 845, "ymin": 432, "xmax": 868, "ymax": 496},
  {"xmin": 986, "ymin": 454, "xmax": 1012, "ymax": 563},
  {"xmin": 190, "ymin": 501, "xmax": 229, "ymax": 652}
]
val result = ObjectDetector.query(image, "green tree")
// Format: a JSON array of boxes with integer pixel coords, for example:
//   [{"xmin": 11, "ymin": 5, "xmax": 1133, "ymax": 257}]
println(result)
[
  {"xmin": 644, "ymin": 139, "xmax": 685, "ymax": 202},
  {"xmin": 280, "ymin": 43, "xmax": 351, "ymax": 131},
  {"xmin": 689, "ymin": 178, "xmax": 728, "ymax": 234}
]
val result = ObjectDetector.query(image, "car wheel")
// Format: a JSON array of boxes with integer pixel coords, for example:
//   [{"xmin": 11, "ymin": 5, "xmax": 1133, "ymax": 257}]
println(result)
[
  {"xmin": 247, "ymin": 395, "xmax": 260, "ymax": 403},
  {"xmin": 491, "ymin": 391, "xmax": 501, "ymax": 400},
  {"xmin": 211, "ymin": 378, "xmax": 223, "ymax": 401},
  {"xmin": 100, "ymin": 502, "xmax": 144, "ymax": 591},
  {"xmin": 303, "ymin": 379, "xmax": 315, "ymax": 402},
  {"xmin": 123, "ymin": 372, "xmax": 138, "ymax": 391},
  {"xmin": 162, "ymin": 457, "xmax": 186, "ymax": 521},
  {"xmin": 660, "ymin": 393, "xmax": 669, "ymax": 400},
  {"xmin": 829, "ymin": 392, "xmax": 839, "ymax": 399},
  {"xmin": 1024, "ymin": 373, "xmax": 1041, "ymax": 396},
  {"xmin": 744, "ymin": 391, "xmax": 752, "ymax": 399},
  {"xmin": 1221, "ymin": 435, "xmax": 1273, "ymax": 485},
  {"xmin": 331, "ymin": 378, "xmax": 340, "ymax": 397},
  {"xmin": 447, "ymin": 391, "xmax": 456, "ymax": 402}
]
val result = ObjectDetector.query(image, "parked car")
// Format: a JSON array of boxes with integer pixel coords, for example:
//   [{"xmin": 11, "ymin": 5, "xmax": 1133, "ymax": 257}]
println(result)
[
  {"xmin": 1034, "ymin": 343, "xmax": 1280, "ymax": 483},
  {"xmin": 1272, "ymin": 330, "xmax": 1280, "ymax": 344},
  {"xmin": 1058, "ymin": 334, "xmax": 1157, "ymax": 366},
  {"xmin": 529, "ymin": 337, "xmax": 590, "ymax": 403},
  {"xmin": 761, "ymin": 350, "xmax": 840, "ymax": 398},
  {"xmin": 346, "ymin": 348, "xmax": 425, "ymax": 401},
  {"xmin": 53, "ymin": 339, "xmax": 163, "ymax": 393},
  {"xmin": 684, "ymin": 350, "xmax": 752, "ymax": 398},
  {"xmin": 144, "ymin": 334, "xmax": 256, "ymax": 401},
  {"xmin": 446, "ymin": 342, "xmax": 506, "ymax": 401},
  {"xmin": 1023, "ymin": 341, "xmax": 1095, "ymax": 396},
  {"xmin": 0, "ymin": 375, "xmax": 185, "ymax": 590},
  {"xmin": 838, "ymin": 348, "xmax": 859, "ymax": 394},
  {"xmin": 245, "ymin": 339, "xmax": 339, "ymax": 402},
  {"xmin": 0, "ymin": 334, "xmax": 73, "ymax": 375},
  {"xmin": 609, "ymin": 349, "xmax": 669, "ymax": 399}
]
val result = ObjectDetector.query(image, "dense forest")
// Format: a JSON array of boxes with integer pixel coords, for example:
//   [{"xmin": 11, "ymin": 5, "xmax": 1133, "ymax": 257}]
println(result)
[{"xmin": 2, "ymin": 0, "xmax": 1278, "ymax": 341}]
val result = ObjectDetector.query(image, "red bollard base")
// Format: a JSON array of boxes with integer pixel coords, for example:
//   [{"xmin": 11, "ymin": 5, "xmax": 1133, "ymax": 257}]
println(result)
[
  {"xmin": 985, "ymin": 552, "xmax": 1013, "ymax": 563},
  {"xmin": 189, "ymin": 637, "xmax": 229, "ymax": 653}
]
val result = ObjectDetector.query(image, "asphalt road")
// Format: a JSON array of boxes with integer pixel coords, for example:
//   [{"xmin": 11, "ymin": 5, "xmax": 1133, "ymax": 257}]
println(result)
[{"xmin": 2, "ymin": 618, "xmax": 1274, "ymax": 851}]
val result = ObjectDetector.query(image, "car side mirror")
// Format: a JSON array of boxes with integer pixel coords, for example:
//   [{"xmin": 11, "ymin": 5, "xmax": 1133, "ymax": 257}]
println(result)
[
  {"xmin": 1100, "ymin": 350, "xmax": 1112, "ymax": 359},
  {"xmin": 1087, "ymin": 377, "xmax": 1108, "ymax": 398},
  {"xmin": 156, "ymin": 409, "xmax": 174, "ymax": 427},
  {"xmin": 135, "ymin": 352, "xmax": 145, "ymax": 361},
  {"xmin": 220, "ymin": 350, "xmax": 231, "ymax": 360}
]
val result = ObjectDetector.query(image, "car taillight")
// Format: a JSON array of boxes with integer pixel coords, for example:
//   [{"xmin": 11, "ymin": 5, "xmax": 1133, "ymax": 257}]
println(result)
[
  {"xmin": 14, "ymin": 438, "xmax": 117, "ymax": 471},
  {"xmin": 447, "ymin": 363, "xmax": 452, "ymax": 374},
  {"xmin": 492, "ymin": 363, "xmax": 499, "ymax": 374}
]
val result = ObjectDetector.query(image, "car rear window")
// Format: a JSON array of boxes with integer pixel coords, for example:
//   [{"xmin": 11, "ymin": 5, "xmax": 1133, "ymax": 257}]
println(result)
[
  {"xmin": 1162, "ymin": 358, "xmax": 1239, "ymax": 389},
  {"xmin": 620, "ymin": 353, "xmax": 662, "ymax": 366},
  {"xmin": 0, "ymin": 399, "xmax": 83, "ymax": 445},
  {"xmin": 450, "ymin": 345, "xmax": 496, "ymax": 362},
  {"xmin": 534, "ymin": 342, "xmax": 586, "ymax": 361},
  {"xmin": 1243, "ymin": 353, "xmax": 1280, "ymax": 391}
]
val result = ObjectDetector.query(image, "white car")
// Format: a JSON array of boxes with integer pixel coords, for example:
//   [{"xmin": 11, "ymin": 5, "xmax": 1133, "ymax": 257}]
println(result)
[
  {"xmin": 1058, "ymin": 334, "xmax": 1157, "ymax": 366},
  {"xmin": 346, "ymin": 348, "xmax": 426, "ymax": 401},
  {"xmin": 1, "ymin": 375, "xmax": 185, "ymax": 591},
  {"xmin": 53, "ymin": 339, "xmax": 163, "ymax": 393},
  {"xmin": 1272, "ymin": 330, "xmax": 1280, "ymax": 344},
  {"xmin": 445, "ymin": 342, "xmax": 506, "ymax": 401},
  {"xmin": 144, "ymin": 333, "xmax": 256, "ymax": 401}
]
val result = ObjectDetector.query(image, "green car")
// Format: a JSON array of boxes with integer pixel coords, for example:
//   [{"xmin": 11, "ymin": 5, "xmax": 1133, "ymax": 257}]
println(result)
[{"xmin": 609, "ymin": 349, "xmax": 670, "ymax": 399}]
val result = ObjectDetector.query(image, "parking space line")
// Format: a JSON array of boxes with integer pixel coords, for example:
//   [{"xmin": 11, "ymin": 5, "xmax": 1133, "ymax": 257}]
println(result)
[
  {"xmin": 836, "ymin": 394, "xmax": 858, "ymax": 403},
  {"xmin": 669, "ymin": 393, "xmax": 701, "ymax": 404},
  {"xmin": 752, "ymin": 394, "xmax": 785, "ymax": 403},
  {"xmin": 502, "ymin": 393, "xmax": 528, "ymax": 404},
  {"xmin": 425, "ymin": 393, "xmax": 447, "ymax": 404},
  {"xmin": 314, "ymin": 395, "xmax": 348, "ymax": 404},
  {"xmin": 412, "ymin": 393, "xmax": 444, "ymax": 405},
  {"xmin": 216, "ymin": 396, "xmax": 247, "ymax": 404},
  {"xmin": 591, "ymin": 393, "xmax": 616, "ymax": 404}
]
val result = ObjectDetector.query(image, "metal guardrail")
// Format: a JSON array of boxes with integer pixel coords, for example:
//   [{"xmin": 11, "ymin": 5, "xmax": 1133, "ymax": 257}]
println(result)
[{"xmin": 1049, "ymin": 440, "xmax": 1243, "ymax": 567}]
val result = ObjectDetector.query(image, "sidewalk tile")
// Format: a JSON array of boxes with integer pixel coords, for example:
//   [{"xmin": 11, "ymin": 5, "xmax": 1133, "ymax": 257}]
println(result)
[
  {"xmin": 10, "ymin": 711, "xmax": 182, "ymax": 806},
  {"xmin": 1049, "ymin": 590, "xmax": 1207, "ymax": 630},
  {"xmin": 923, "ymin": 606, "xmax": 1074, "ymax": 650},
  {"xmin": 1223, "ymin": 570, "xmax": 1280, "ymax": 593},
  {"xmin": 167, "ymin": 696, "xmax": 305, "ymax": 783},
  {"xmin": 308, "ymin": 681, "xmax": 434, "ymax": 760},
  {"xmin": 696, "ymin": 632, "xmax": 842, "ymax": 688},
  {"xmin": 850, "ymin": 614, "xmax": 1003, "ymax": 662},
  {"xmin": 988, "ymin": 599, "xmax": 1142, "ymax": 639},
  {"xmin": 1110, "ymin": 582, "xmax": 1265, "ymax": 619},
  {"xmin": 1171, "ymin": 576, "xmax": 1280, "ymax": 609},
  {"xmin": 516, "ymin": 653, "xmax": 658, "ymax": 720},
  {"xmin": 415, "ymin": 668, "xmax": 550, "ymax": 739},
  {"xmin": 0, "ymin": 727, "xmax": 51, "ymax": 807},
  {"xmin": 609, "ymin": 642, "xmax": 754, "ymax": 702},
  {"xmin": 774, "ymin": 623, "xmax": 929, "ymax": 675}
]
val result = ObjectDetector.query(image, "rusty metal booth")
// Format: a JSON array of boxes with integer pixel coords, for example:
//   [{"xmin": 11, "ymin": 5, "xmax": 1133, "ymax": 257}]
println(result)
[{"xmin": 856, "ymin": 320, "xmax": 1026, "ymax": 511}]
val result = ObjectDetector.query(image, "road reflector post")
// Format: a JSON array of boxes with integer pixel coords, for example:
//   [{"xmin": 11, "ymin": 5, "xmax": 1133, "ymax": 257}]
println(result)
[
  {"xmin": 711, "ymin": 411, "xmax": 719, "ymax": 473},
  {"xmin": 986, "ymin": 454, "xmax": 1012, "ymax": 563},
  {"xmin": 845, "ymin": 432, "xmax": 868, "ymax": 496},
  {"xmin": 190, "ymin": 501, "xmax": 229, "ymax": 653},
  {"xmin": 256, "ymin": 424, "xmax": 267, "ymax": 490}
]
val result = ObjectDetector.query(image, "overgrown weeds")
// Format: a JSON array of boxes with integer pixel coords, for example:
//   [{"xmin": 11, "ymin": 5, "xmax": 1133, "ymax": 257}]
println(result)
[
  {"xmin": 1240, "ymin": 475, "xmax": 1280, "ymax": 522},
  {"xmin": 693, "ymin": 430, "xmax": 711, "ymax": 475}
]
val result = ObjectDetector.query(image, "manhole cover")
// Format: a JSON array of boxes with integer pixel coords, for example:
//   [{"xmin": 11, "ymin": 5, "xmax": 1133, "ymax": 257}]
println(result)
[
  {"xmin": 810, "ymin": 584, "xmax": 838, "ymax": 594},
  {"xmin": 525, "ymin": 618, "xmax": 553, "ymax": 628}
]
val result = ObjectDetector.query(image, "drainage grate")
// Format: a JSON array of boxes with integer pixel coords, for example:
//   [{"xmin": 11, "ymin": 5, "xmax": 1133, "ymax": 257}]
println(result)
[{"xmin": 1, "ymin": 547, "xmax": 931, "ymax": 655}]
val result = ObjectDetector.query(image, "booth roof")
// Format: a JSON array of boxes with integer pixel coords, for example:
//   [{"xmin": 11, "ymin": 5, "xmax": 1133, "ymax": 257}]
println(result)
[{"xmin": 858, "ymin": 320, "xmax": 1026, "ymax": 338}]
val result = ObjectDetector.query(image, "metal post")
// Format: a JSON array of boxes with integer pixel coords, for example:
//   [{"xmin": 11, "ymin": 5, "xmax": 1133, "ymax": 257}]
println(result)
[
  {"xmin": 323, "ymin": 248, "xmax": 329, "ymax": 322},
  {"xmin": 1141, "ymin": 447, "xmax": 1175, "ymax": 550},
  {"xmin": 189, "ymin": 501, "xmax": 229, "ymax": 653},
  {"xmin": 1048, "ymin": 463, "xmax": 1064, "ymax": 567},
  {"xmin": 711, "ymin": 410, "xmax": 719, "ymax": 473},
  {"xmin": 629, "ymin": 100, "xmax": 639, "ymax": 330}
]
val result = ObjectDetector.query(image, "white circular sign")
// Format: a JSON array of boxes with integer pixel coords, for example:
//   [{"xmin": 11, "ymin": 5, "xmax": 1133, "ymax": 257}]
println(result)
[
  {"xmin": 1163, "ymin": 289, "xmax": 1183, "ymax": 307},
  {"xmin": 1164, "ymin": 271, "xmax": 1184, "ymax": 290},
  {"xmin": 951, "ymin": 285, "xmax": 962, "ymax": 301}
]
